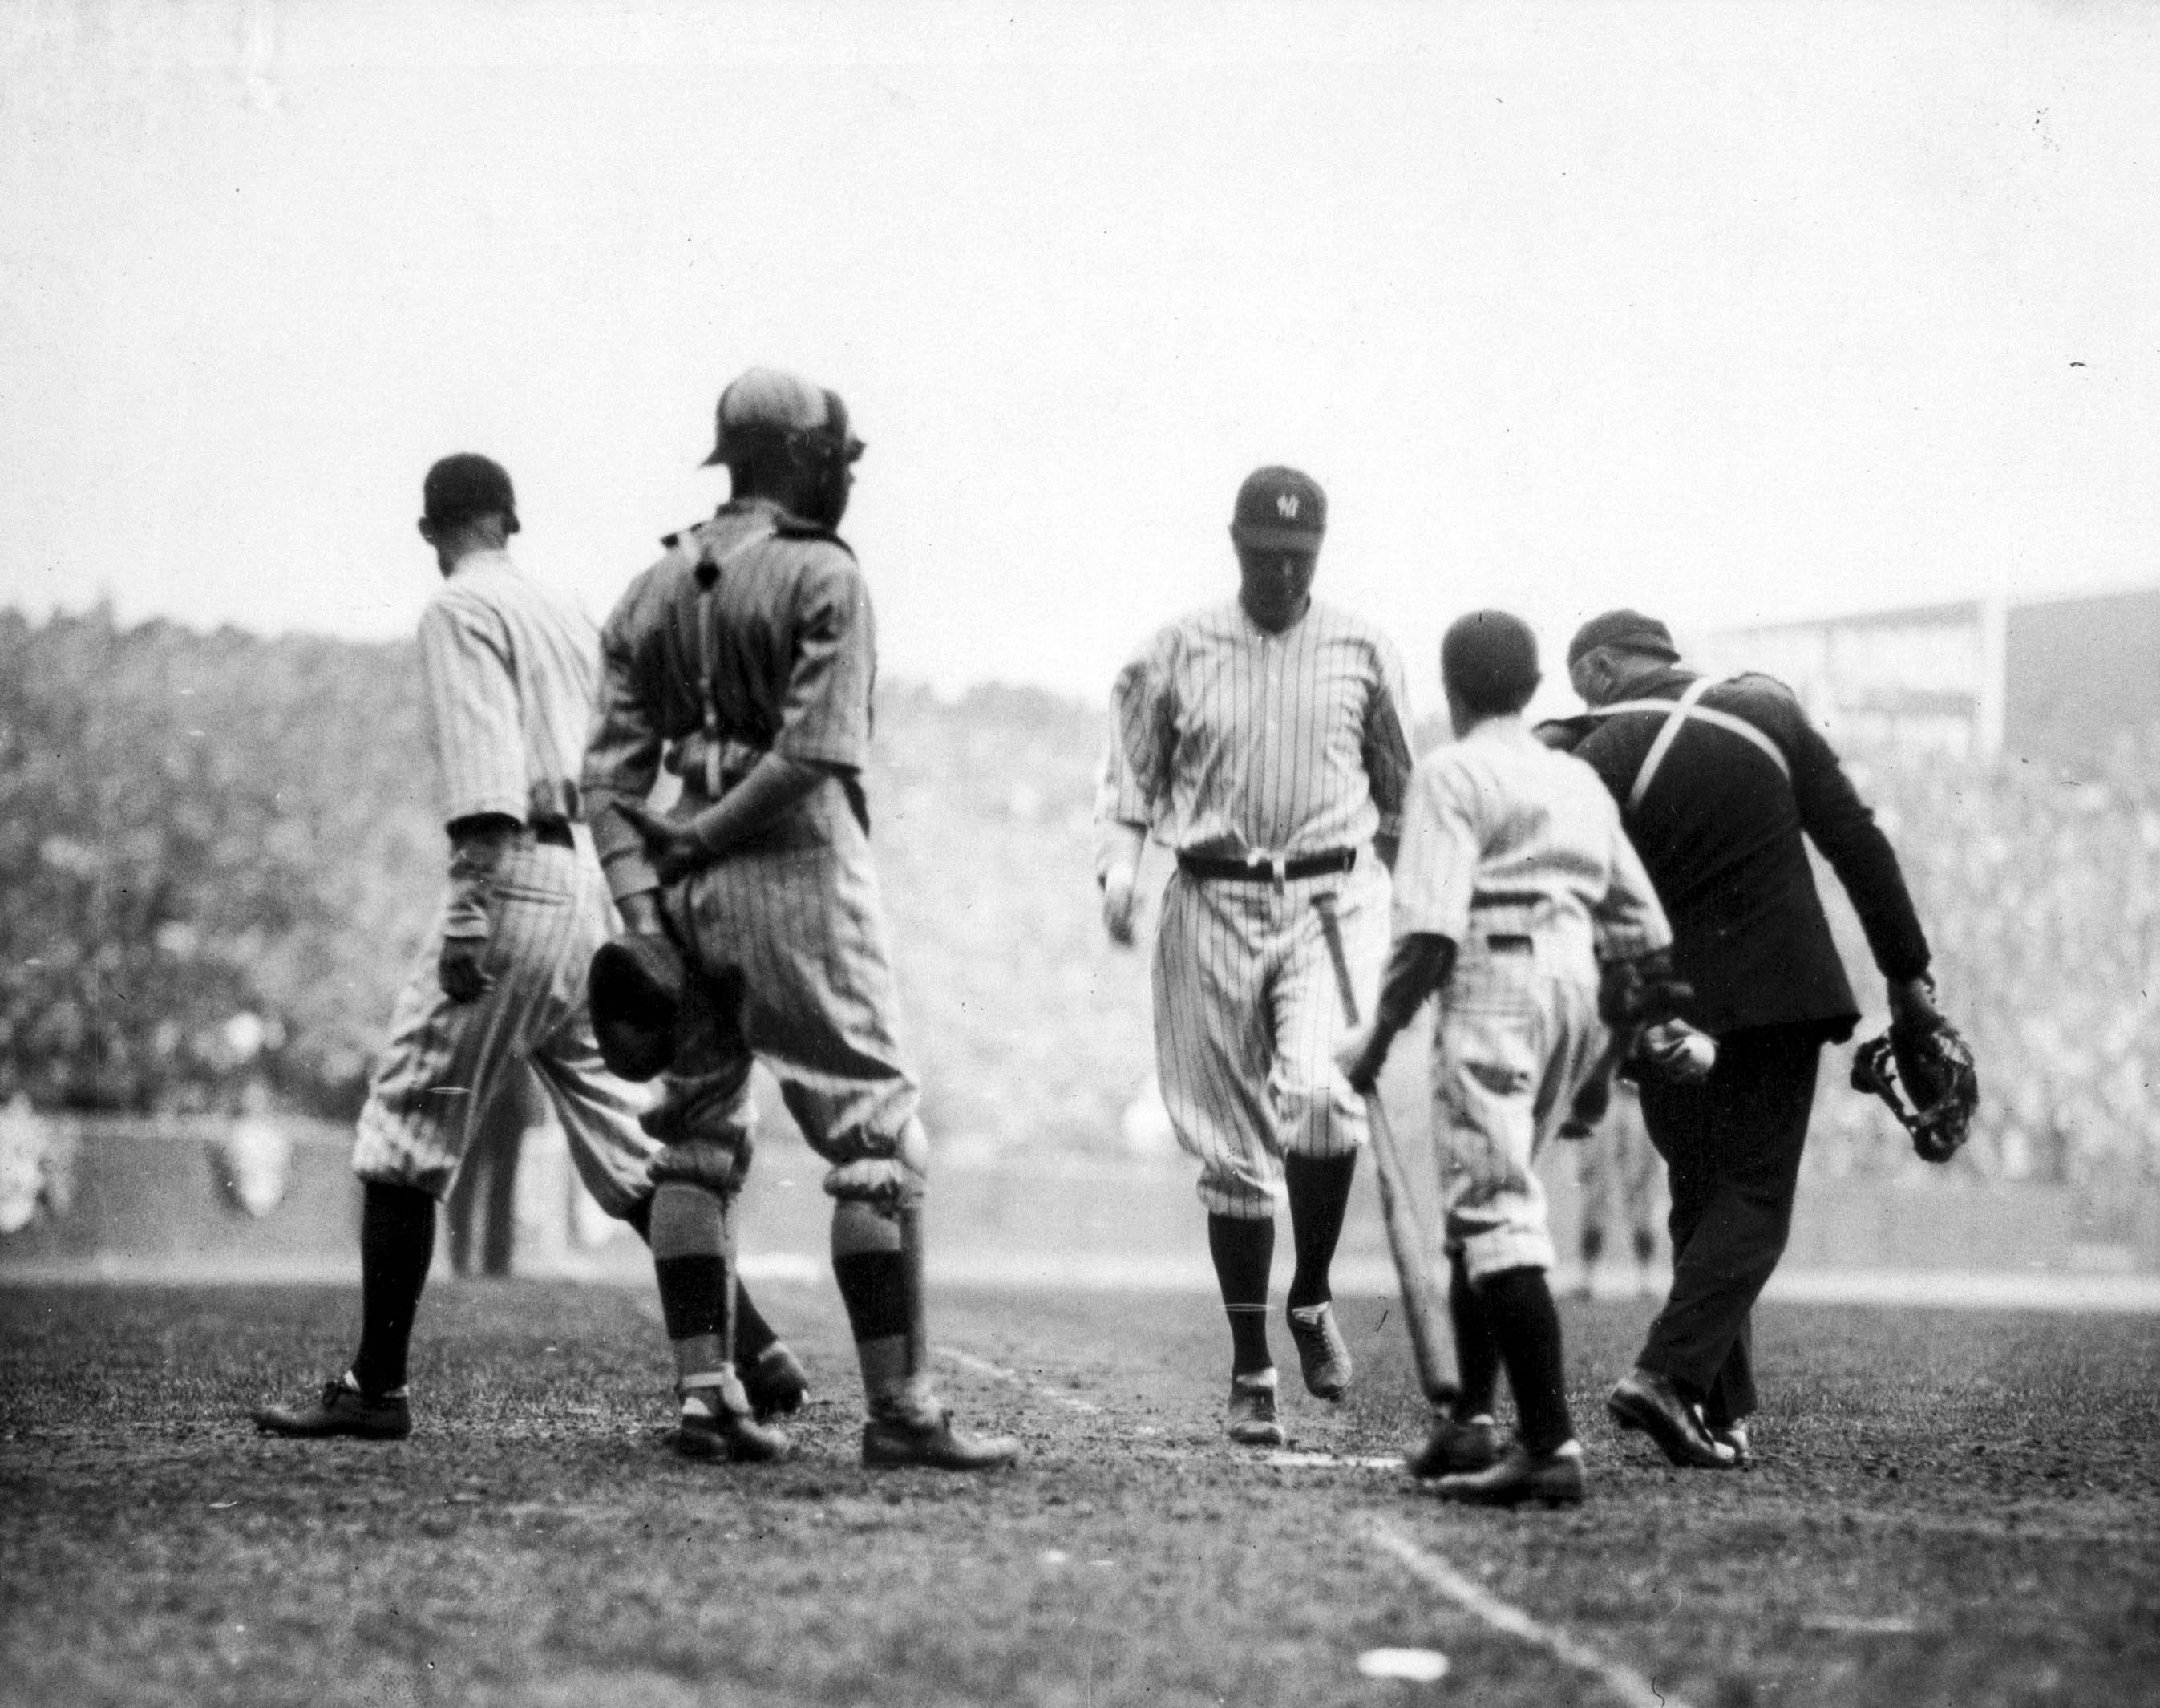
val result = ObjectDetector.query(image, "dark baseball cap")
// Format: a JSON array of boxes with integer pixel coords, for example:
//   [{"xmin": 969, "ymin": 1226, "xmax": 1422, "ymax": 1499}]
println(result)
[
  {"xmin": 1567, "ymin": 609, "xmax": 1680, "ymax": 666},
  {"xmin": 1442, "ymin": 609, "xmax": 1542, "ymax": 716},
  {"xmin": 423, "ymin": 454, "xmax": 519, "ymax": 532},
  {"xmin": 1230, "ymin": 466, "xmax": 1327, "ymax": 550},
  {"xmin": 700, "ymin": 366, "xmax": 861, "ymax": 467}
]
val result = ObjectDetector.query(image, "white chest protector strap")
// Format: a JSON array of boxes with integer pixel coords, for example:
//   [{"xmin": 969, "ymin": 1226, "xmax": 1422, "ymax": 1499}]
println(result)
[{"xmin": 1591, "ymin": 676, "xmax": 1792, "ymax": 815}]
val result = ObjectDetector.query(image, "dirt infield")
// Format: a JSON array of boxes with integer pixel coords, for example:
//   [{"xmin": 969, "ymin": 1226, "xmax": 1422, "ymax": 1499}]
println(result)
[{"xmin": 4, "ymin": 1279, "xmax": 2158, "ymax": 1707}]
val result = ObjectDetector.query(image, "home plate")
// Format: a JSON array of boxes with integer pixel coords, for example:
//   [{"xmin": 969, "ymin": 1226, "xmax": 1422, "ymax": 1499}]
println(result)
[
  {"xmin": 1268, "ymin": 1451, "xmax": 1404, "ymax": 1471},
  {"xmin": 1358, "ymin": 1648, "xmax": 1450, "ymax": 1682}
]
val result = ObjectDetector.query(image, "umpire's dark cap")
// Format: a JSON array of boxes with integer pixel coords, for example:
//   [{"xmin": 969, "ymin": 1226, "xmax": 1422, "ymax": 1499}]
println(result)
[
  {"xmin": 1229, "ymin": 466, "xmax": 1327, "ymax": 551},
  {"xmin": 1567, "ymin": 609, "xmax": 1680, "ymax": 666},
  {"xmin": 423, "ymin": 454, "xmax": 519, "ymax": 533},
  {"xmin": 1442, "ymin": 609, "xmax": 1542, "ymax": 717},
  {"xmin": 588, "ymin": 935, "xmax": 686, "ymax": 1083},
  {"xmin": 701, "ymin": 366, "xmax": 862, "ymax": 467}
]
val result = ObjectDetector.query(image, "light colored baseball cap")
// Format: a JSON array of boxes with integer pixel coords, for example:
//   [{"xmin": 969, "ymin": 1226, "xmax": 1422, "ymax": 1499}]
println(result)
[{"xmin": 700, "ymin": 366, "xmax": 839, "ymax": 467}]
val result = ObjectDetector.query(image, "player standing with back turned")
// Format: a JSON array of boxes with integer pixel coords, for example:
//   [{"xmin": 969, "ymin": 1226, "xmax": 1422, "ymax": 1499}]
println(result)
[{"xmin": 1098, "ymin": 466, "xmax": 1414, "ymax": 1447}]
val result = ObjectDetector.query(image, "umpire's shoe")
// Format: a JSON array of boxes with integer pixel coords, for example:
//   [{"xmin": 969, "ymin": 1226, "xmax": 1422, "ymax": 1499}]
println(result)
[
  {"xmin": 1286, "ymin": 1301, "xmax": 1353, "ymax": 1401},
  {"xmin": 1705, "ymin": 1419, "xmax": 1753, "ymax": 1469},
  {"xmin": 862, "ymin": 1406, "xmax": 1021, "ymax": 1471},
  {"xmin": 740, "ymin": 1343, "xmax": 809, "ymax": 1420},
  {"xmin": 253, "ymin": 1374, "xmax": 412, "ymax": 1440},
  {"xmin": 1225, "ymin": 1369, "xmax": 1288, "ymax": 1447},
  {"xmin": 1607, "ymin": 1367, "xmax": 1737, "ymax": 1470},
  {"xmin": 1431, "ymin": 1439, "xmax": 1586, "ymax": 1508},
  {"xmin": 674, "ymin": 1400, "xmax": 794, "ymax": 1464},
  {"xmin": 1405, "ymin": 1411, "xmax": 1502, "ymax": 1478}
]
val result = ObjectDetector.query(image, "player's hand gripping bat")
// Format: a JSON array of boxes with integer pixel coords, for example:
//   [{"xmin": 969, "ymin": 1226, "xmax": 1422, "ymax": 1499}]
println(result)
[{"xmin": 1312, "ymin": 894, "xmax": 1459, "ymax": 1409}]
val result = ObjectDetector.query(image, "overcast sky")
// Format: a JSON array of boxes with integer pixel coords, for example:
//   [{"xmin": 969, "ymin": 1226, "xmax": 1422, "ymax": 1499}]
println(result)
[{"xmin": 5, "ymin": 0, "xmax": 2158, "ymax": 709}]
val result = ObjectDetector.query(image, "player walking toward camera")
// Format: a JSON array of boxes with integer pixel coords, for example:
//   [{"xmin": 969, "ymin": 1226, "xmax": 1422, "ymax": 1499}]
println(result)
[
  {"xmin": 582, "ymin": 367, "xmax": 1018, "ymax": 1470},
  {"xmin": 1337, "ymin": 612, "xmax": 1675, "ymax": 1505},
  {"xmin": 254, "ymin": 454, "xmax": 806, "ymax": 1441},
  {"xmin": 1563, "ymin": 609, "xmax": 1954, "ymax": 1471},
  {"xmin": 1098, "ymin": 466, "xmax": 1414, "ymax": 1447}
]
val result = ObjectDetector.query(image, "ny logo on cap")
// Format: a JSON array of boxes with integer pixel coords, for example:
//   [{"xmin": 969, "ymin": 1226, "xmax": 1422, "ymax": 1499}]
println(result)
[{"xmin": 1277, "ymin": 494, "xmax": 1300, "ymax": 519}]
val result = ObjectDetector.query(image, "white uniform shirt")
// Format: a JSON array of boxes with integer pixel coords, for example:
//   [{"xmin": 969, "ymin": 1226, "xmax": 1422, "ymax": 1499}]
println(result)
[
  {"xmin": 1393, "ymin": 714, "xmax": 1670, "ymax": 970},
  {"xmin": 417, "ymin": 550, "xmax": 600, "ymax": 828},
  {"xmin": 1097, "ymin": 598, "xmax": 1414, "ymax": 864}
]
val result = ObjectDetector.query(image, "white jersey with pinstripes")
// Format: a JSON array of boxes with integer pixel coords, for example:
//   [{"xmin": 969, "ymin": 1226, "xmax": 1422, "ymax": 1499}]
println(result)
[
  {"xmin": 351, "ymin": 548, "xmax": 658, "ymax": 1214},
  {"xmin": 417, "ymin": 550, "xmax": 599, "ymax": 827},
  {"xmin": 1098, "ymin": 597, "xmax": 1413, "ymax": 1219}
]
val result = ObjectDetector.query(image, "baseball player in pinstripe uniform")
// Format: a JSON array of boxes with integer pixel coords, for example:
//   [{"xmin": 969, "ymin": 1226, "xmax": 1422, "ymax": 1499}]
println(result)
[
  {"xmin": 1098, "ymin": 465, "xmax": 1414, "ymax": 1447},
  {"xmin": 1337, "ymin": 611, "xmax": 1673, "ymax": 1505},
  {"xmin": 583, "ymin": 368, "xmax": 1019, "ymax": 1469},
  {"xmin": 254, "ymin": 454, "xmax": 805, "ymax": 1440}
]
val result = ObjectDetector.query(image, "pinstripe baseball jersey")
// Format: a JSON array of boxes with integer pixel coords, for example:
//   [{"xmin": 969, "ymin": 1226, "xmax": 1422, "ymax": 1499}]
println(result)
[
  {"xmin": 1393, "ymin": 715, "xmax": 1670, "ymax": 973},
  {"xmin": 417, "ymin": 550, "xmax": 598, "ymax": 828},
  {"xmin": 1098, "ymin": 599, "xmax": 1414, "ymax": 864},
  {"xmin": 584, "ymin": 500, "xmax": 874, "ymax": 902}
]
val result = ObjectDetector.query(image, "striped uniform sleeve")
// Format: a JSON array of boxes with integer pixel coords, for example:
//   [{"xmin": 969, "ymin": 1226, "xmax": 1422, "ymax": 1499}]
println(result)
[
  {"xmin": 1094, "ymin": 633, "xmax": 1175, "ymax": 876},
  {"xmin": 580, "ymin": 577, "xmax": 669, "ymax": 902},
  {"xmin": 1592, "ymin": 794, "xmax": 1673, "ymax": 963},
  {"xmin": 1361, "ymin": 632, "xmax": 1416, "ymax": 845},
  {"xmin": 771, "ymin": 551, "xmax": 874, "ymax": 771},
  {"xmin": 1389, "ymin": 756, "xmax": 1482, "ymax": 945},
  {"xmin": 418, "ymin": 591, "xmax": 527, "ymax": 827}
]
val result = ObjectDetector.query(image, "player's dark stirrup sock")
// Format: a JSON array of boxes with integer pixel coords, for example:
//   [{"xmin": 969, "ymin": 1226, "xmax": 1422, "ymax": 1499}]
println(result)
[
  {"xmin": 1207, "ymin": 1212, "xmax": 1276, "ymax": 1374},
  {"xmin": 1580, "ymin": 1225, "xmax": 1604, "ymax": 1268},
  {"xmin": 832, "ymin": 1197, "xmax": 933, "ymax": 1420},
  {"xmin": 649, "ymin": 1181, "xmax": 745, "ymax": 1414},
  {"xmin": 1284, "ymin": 1152, "xmax": 1357, "ymax": 1310},
  {"xmin": 1447, "ymin": 1251, "xmax": 1502, "ymax": 1420},
  {"xmin": 1478, "ymin": 1265, "xmax": 1576, "ymax": 1455},
  {"xmin": 350, "ymin": 1181, "xmax": 438, "ymax": 1396},
  {"xmin": 632, "ymin": 1191, "xmax": 778, "ymax": 1360}
]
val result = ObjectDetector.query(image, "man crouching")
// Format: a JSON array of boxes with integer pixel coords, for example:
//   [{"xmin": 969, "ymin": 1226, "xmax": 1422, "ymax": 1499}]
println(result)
[{"xmin": 1337, "ymin": 611, "xmax": 1674, "ymax": 1505}]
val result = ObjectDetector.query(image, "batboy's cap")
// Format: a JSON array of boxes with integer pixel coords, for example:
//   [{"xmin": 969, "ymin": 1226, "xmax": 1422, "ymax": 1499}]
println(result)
[
  {"xmin": 1442, "ymin": 609, "xmax": 1542, "ymax": 714},
  {"xmin": 1567, "ymin": 609, "xmax": 1680, "ymax": 666},
  {"xmin": 701, "ymin": 366, "xmax": 853, "ymax": 467},
  {"xmin": 423, "ymin": 453, "xmax": 519, "ymax": 532},
  {"xmin": 1230, "ymin": 466, "xmax": 1327, "ymax": 550}
]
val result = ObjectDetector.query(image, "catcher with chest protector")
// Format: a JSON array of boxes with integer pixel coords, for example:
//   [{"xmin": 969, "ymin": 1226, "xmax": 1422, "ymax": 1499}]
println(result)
[{"xmin": 1563, "ymin": 609, "xmax": 1975, "ymax": 1473}]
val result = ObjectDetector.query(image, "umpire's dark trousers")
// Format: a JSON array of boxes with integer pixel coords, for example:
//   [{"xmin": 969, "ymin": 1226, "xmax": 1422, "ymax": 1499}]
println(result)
[{"xmin": 1634, "ymin": 1022, "xmax": 1822, "ymax": 1424}]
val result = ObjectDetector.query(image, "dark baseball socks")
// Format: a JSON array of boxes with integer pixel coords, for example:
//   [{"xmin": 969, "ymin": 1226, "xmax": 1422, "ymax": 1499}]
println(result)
[
  {"xmin": 1478, "ymin": 1264, "xmax": 1576, "ymax": 1455},
  {"xmin": 348, "ymin": 1181, "xmax": 437, "ymax": 1397},
  {"xmin": 831, "ymin": 1197, "xmax": 935, "ymax": 1423},
  {"xmin": 1284, "ymin": 1151, "xmax": 1357, "ymax": 1312},
  {"xmin": 649, "ymin": 1180, "xmax": 750, "ymax": 1417},
  {"xmin": 1208, "ymin": 1212, "xmax": 1276, "ymax": 1374},
  {"xmin": 1448, "ymin": 1250, "xmax": 1503, "ymax": 1423}
]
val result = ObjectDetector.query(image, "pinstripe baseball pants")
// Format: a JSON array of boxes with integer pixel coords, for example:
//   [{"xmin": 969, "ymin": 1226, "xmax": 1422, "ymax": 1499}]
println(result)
[
  {"xmin": 352, "ymin": 836, "xmax": 661, "ymax": 1217},
  {"xmin": 1429, "ymin": 945, "xmax": 1605, "ymax": 1280},
  {"xmin": 1153, "ymin": 855, "xmax": 1389, "ymax": 1218},
  {"xmin": 646, "ymin": 815, "xmax": 921, "ymax": 1179}
]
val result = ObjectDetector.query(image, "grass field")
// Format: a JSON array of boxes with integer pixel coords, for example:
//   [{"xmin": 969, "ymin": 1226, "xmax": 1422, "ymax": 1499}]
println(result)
[{"xmin": 3, "ymin": 1278, "xmax": 2158, "ymax": 1708}]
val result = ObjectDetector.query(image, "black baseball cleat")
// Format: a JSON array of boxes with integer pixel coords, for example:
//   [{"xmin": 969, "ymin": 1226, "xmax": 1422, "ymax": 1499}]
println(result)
[
  {"xmin": 1286, "ymin": 1301, "xmax": 1353, "ymax": 1401},
  {"xmin": 673, "ymin": 1404, "xmax": 795, "ymax": 1463},
  {"xmin": 1607, "ymin": 1367, "xmax": 1737, "ymax": 1470},
  {"xmin": 739, "ymin": 1343, "xmax": 809, "ymax": 1420},
  {"xmin": 1405, "ymin": 1411, "xmax": 1503, "ymax": 1478},
  {"xmin": 1431, "ymin": 1441, "xmax": 1586, "ymax": 1508},
  {"xmin": 862, "ymin": 1406, "xmax": 1021, "ymax": 1471},
  {"xmin": 253, "ymin": 1378, "xmax": 412, "ymax": 1440}
]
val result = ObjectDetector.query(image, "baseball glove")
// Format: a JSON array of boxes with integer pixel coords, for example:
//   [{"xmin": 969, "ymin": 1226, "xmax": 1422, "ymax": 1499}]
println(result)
[
  {"xmin": 1850, "ymin": 1017, "xmax": 1979, "ymax": 1164},
  {"xmin": 588, "ymin": 934, "xmax": 687, "ymax": 1083}
]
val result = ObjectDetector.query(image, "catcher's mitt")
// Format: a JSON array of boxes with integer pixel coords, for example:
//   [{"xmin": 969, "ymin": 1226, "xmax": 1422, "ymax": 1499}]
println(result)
[
  {"xmin": 588, "ymin": 934, "xmax": 686, "ymax": 1083},
  {"xmin": 1850, "ymin": 1017, "xmax": 1979, "ymax": 1164}
]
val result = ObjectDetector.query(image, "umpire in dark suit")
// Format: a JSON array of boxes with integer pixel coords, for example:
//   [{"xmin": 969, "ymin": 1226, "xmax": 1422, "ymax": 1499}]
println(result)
[{"xmin": 1563, "ymin": 610, "xmax": 1939, "ymax": 1469}]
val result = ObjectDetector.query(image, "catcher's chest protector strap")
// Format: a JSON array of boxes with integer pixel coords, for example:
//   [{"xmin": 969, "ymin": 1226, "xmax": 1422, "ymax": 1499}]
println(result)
[{"xmin": 1592, "ymin": 677, "xmax": 1792, "ymax": 815}]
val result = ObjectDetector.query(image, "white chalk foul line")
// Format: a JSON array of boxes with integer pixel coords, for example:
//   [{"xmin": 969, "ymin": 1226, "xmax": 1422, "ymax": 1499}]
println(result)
[
  {"xmin": 1369, "ymin": 1520, "xmax": 1694, "ymax": 1708},
  {"xmin": 934, "ymin": 1346, "xmax": 1104, "ymax": 1415}
]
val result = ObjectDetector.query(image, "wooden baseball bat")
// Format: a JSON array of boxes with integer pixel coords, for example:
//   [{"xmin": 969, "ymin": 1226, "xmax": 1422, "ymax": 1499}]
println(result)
[{"xmin": 1313, "ymin": 896, "xmax": 1460, "ymax": 1408}]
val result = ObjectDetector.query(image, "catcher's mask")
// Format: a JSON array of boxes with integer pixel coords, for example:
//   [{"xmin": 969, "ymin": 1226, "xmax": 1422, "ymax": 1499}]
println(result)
[
  {"xmin": 588, "ymin": 936, "xmax": 687, "ymax": 1083},
  {"xmin": 1851, "ymin": 1018, "xmax": 1979, "ymax": 1164}
]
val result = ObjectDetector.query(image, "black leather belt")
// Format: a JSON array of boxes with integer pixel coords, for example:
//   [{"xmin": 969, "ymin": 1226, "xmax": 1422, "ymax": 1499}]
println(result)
[
  {"xmin": 530, "ymin": 820, "xmax": 576, "ymax": 849},
  {"xmin": 1175, "ymin": 848, "xmax": 1356, "ymax": 884}
]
